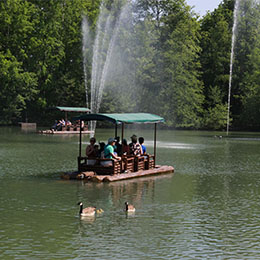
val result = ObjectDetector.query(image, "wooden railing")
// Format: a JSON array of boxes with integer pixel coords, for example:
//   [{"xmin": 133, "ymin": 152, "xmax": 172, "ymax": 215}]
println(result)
[
  {"xmin": 145, "ymin": 155, "xmax": 155, "ymax": 169},
  {"xmin": 78, "ymin": 157, "xmax": 121, "ymax": 175},
  {"xmin": 134, "ymin": 156, "xmax": 145, "ymax": 172},
  {"xmin": 61, "ymin": 125, "xmax": 89, "ymax": 131},
  {"xmin": 122, "ymin": 155, "xmax": 135, "ymax": 172},
  {"xmin": 78, "ymin": 154, "xmax": 155, "ymax": 175}
]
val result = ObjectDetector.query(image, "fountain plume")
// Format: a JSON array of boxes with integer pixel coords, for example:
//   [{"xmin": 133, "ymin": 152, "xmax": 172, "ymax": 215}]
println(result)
[
  {"xmin": 96, "ymin": 4, "xmax": 131, "ymax": 115},
  {"xmin": 227, "ymin": 0, "xmax": 241, "ymax": 135},
  {"xmin": 82, "ymin": 1, "xmax": 132, "ymax": 131},
  {"xmin": 82, "ymin": 16, "xmax": 91, "ymax": 109}
]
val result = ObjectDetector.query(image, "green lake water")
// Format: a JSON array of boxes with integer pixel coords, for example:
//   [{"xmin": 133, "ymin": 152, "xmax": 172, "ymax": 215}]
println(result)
[{"xmin": 1, "ymin": 126, "xmax": 260, "ymax": 259}]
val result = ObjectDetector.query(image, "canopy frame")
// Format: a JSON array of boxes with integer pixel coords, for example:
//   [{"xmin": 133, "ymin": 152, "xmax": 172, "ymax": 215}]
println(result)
[
  {"xmin": 54, "ymin": 106, "xmax": 91, "ymax": 113},
  {"xmin": 78, "ymin": 113, "xmax": 165, "ymax": 166},
  {"xmin": 74, "ymin": 113, "xmax": 164, "ymax": 124},
  {"xmin": 53, "ymin": 106, "xmax": 91, "ymax": 121}
]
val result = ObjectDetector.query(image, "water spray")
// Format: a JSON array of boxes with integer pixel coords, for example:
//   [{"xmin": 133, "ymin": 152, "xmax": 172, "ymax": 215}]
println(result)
[{"xmin": 227, "ymin": 0, "xmax": 240, "ymax": 135}]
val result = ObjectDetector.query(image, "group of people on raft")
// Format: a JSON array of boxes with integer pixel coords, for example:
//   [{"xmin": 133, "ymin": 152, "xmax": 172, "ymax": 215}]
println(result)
[
  {"xmin": 51, "ymin": 119, "xmax": 84, "ymax": 131},
  {"xmin": 85, "ymin": 134, "xmax": 147, "ymax": 166}
]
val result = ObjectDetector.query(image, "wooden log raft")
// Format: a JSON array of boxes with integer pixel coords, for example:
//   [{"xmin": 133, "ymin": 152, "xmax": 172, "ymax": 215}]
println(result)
[
  {"xmin": 89, "ymin": 165, "xmax": 174, "ymax": 183},
  {"xmin": 61, "ymin": 165, "xmax": 174, "ymax": 182},
  {"xmin": 62, "ymin": 154, "xmax": 174, "ymax": 182}
]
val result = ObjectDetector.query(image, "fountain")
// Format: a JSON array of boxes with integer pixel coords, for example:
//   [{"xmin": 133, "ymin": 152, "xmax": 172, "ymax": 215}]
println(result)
[
  {"xmin": 81, "ymin": 16, "xmax": 91, "ymax": 109},
  {"xmin": 227, "ymin": 0, "xmax": 241, "ymax": 135},
  {"xmin": 82, "ymin": 1, "xmax": 132, "ymax": 132}
]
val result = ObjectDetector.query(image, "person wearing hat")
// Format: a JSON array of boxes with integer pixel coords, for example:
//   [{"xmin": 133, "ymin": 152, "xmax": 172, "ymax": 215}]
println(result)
[
  {"xmin": 104, "ymin": 138, "xmax": 121, "ymax": 160},
  {"xmin": 129, "ymin": 134, "xmax": 142, "ymax": 156}
]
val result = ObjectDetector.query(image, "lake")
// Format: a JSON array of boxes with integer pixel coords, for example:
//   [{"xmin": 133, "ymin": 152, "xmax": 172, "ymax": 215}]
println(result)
[{"xmin": 0, "ymin": 126, "xmax": 260, "ymax": 259}]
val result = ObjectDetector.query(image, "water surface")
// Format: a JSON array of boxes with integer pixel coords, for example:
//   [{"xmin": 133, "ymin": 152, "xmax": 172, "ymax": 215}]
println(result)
[{"xmin": 0, "ymin": 127, "xmax": 260, "ymax": 259}]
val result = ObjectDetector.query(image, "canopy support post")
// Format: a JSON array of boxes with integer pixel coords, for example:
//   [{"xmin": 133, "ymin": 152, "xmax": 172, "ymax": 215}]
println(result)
[
  {"xmin": 78, "ymin": 119, "xmax": 83, "ymax": 172},
  {"xmin": 115, "ymin": 124, "xmax": 118, "ymax": 138},
  {"xmin": 121, "ymin": 123, "xmax": 125, "ymax": 172},
  {"xmin": 154, "ymin": 123, "xmax": 157, "ymax": 165},
  {"xmin": 79, "ymin": 119, "xmax": 82, "ymax": 158},
  {"xmin": 121, "ymin": 123, "xmax": 125, "ymax": 152}
]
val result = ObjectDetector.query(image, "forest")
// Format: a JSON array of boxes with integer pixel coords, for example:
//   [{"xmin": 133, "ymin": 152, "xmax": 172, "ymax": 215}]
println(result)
[{"xmin": 0, "ymin": 0, "xmax": 260, "ymax": 130}]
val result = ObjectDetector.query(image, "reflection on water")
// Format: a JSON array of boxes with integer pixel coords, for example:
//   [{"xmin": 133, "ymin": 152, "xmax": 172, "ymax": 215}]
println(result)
[
  {"xmin": 0, "ymin": 127, "xmax": 260, "ymax": 259},
  {"xmin": 230, "ymin": 137, "xmax": 260, "ymax": 141},
  {"xmin": 149, "ymin": 140, "xmax": 199, "ymax": 149},
  {"xmin": 80, "ymin": 215, "xmax": 96, "ymax": 223}
]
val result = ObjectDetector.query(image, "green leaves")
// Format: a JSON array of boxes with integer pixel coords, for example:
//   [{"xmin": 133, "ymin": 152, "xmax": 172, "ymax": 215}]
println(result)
[
  {"xmin": 0, "ymin": 0, "xmax": 259, "ymax": 130},
  {"xmin": 0, "ymin": 51, "xmax": 37, "ymax": 123},
  {"xmin": 0, "ymin": 0, "xmax": 97, "ymax": 123}
]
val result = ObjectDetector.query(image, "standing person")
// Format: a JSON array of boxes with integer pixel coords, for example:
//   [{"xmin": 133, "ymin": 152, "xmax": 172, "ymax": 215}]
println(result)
[
  {"xmin": 129, "ymin": 134, "xmax": 142, "ymax": 156},
  {"xmin": 138, "ymin": 137, "xmax": 147, "ymax": 155}
]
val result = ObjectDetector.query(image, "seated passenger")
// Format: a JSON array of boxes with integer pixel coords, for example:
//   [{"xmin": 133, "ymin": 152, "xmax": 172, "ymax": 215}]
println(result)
[
  {"xmin": 81, "ymin": 120, "xmax": 84, "ymax": 130},
  {"xmin": 122, "ymin": 139, "xmax": 130, "ymax": 155},
  {"xmin": 57, "ymin": 119, "xmax": 65, "ymax": 131},
  {"xmin": 94, "ymin": 144, "xmax": 99, "ymax": 156},
  {"xmin": 115, "ymin": 136, "xmax": 122, "ymax": 156},
  {"xmin": 66, "ymin": 120, "xmax": 72, "ymax": 126},
  {"xmin": 86, "ymin": 137, "xmax": 97, "ymax": 157},
  {"xmin": 86, "ymin": 137, "xmax": 97, "ymax": 165},
  {"xmin": 98, "ymin": 142, "xmax": 106, "ymax": 158},
  {"xmin": 51, "ymin": 120, "xmax": 58, "ymax": 131},
  {"xmin": 101, "ymin": 138, "xmax": 121, "ymax": 166},
  {"xmin": 129, "ymin": 134, "xmax": 142, "ymax": 156},
  {"xmin": 139, "ymin": 137, "xmax": 147, "ymax": 155},
  {"xmin": 74, "ymin": 120, "xmax": 81, "ymax": 130}
]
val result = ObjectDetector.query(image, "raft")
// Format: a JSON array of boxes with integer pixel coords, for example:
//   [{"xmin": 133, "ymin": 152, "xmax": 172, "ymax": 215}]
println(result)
[
  {"xmin": 39, "ymin": 129, "xmax": 94, "ymax": 134},
  {"xmin": 61, "ymin": 112, "xmax": 174, "ymax": 183},
  {"xmin": 61, "ymin": 165, "xmax": 174, "ymax": 182}
]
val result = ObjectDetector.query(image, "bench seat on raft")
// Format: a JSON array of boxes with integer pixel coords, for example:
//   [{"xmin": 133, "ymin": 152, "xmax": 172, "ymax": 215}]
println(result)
[
  {"xmin": 61, "ymin": 125, "xmax": 89, "ymax": 131},
  {"xmin": 78, "ymin": 157, "xmax": 121, "ymax": 175},
  {"xmin": 123, "ymin": 154, "xmax": 155, "ymax": 172},
  {"xmin": 78, "ymin": 155, "xmax": 155, "ymax": 176}
]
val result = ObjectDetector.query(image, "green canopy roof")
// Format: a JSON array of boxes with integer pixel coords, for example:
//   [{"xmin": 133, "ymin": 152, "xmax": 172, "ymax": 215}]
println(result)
[
  {"xmin": 54, "ymin": 106, "xmax": 91, "ymax": 113},
  {"xmin": 74, "ymin": 113, "xmax": 164, "ymax": 124}
]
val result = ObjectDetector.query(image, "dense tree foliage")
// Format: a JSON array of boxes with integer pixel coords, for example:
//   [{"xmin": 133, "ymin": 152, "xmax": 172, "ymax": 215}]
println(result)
[
  {"xmin": 232, "ymin": 0, "xmax": 260, "ymax": 130},
  {"xmin": 199, "ymin": 0, "xmax": 234, "ymax": 129},
  {"xmin": 0, "ymin": 0, "xmax": 100, "ymax": 123},
  {"xmin": 0, "ymin": 0, "xmax": 259, "ymax": 130}
]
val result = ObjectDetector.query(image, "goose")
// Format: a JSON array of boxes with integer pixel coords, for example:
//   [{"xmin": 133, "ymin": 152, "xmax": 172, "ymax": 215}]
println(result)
[
  {"xmin": 77, "ymin": 202, "xmax": 96, "ymax": 217},
  {"xmin": 125, "ymin": 202, "xmax": 135, "ymax": 213}
]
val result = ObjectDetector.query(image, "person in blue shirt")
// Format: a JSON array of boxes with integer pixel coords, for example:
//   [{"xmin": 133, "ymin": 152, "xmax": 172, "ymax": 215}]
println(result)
[{"xmin": 139, "ymin": 137, "xmax": 146, "ymax": 155}]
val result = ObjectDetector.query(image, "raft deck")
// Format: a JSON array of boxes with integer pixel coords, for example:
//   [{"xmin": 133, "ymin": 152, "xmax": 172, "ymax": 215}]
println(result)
[
  {"xmin": 61, "ymin": 165, "xmax": 174, "ymax": 182},
  {"xmin": 39, "ymin": 129, "xmax": 94, "ymax": 134}
]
